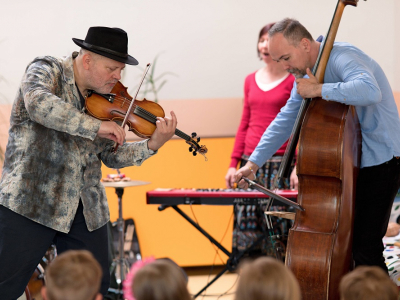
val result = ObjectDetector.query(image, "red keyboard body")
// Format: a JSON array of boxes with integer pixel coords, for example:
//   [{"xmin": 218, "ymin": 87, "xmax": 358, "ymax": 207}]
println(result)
[{"xmin": 146, "ymin": 189, "xmax": 298, "ymax": 206}]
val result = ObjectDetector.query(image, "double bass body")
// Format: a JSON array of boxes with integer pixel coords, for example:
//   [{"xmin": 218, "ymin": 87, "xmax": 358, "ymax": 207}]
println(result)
[{"xmin": 286, "ymin": 99, "xmax": 361, "ymax": 299}]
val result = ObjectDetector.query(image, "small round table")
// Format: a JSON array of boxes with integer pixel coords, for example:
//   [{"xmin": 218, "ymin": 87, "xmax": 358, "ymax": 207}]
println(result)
[{"xmin": 102, "ymin": 180, "xmax": 150, "ymax": 289}]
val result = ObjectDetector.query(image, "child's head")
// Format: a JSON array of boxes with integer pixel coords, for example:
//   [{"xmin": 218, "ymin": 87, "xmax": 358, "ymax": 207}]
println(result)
[
  {"xmin": 42, "ymin": 250, "xmax": 102, "ymax": 300},
  {"xmin": 235, "ymin": 257, "xmax": 301, "ymax": 300},
  {"xmin": 124, "ymin": 257, "xmax": 191, "ymax": 300},
  {"xmin": 339, "ymin": 266, "xmax": 398, "ymax": 300}
]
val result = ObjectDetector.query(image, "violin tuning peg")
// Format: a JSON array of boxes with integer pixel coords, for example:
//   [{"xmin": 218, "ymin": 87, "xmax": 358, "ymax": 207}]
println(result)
[
  {"xmin": 191, "ymin": 132, "xmax": 197, "ymax": 138},
  {"xmin": 189, "ymin": 147, "xmax": 193, "ymax": 152},
  {"xmin": 197, "ymin": 137, "xmax": 200, "ymax": 142},
  {"xmin": 193, "ymin": 151, "xmax": 197, "ymax": 156}
]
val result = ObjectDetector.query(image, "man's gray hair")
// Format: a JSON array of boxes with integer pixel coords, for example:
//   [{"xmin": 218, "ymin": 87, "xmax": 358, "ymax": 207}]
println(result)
[{"xmin": 269, "ymin": 18, "xmax": 314, "ymax": 45}]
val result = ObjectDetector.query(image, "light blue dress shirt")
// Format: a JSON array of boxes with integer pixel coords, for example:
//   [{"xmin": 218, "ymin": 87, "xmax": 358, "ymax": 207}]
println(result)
[{"xmin": 249, "ymin": 39, "xmax": 400, "ymax": 169}]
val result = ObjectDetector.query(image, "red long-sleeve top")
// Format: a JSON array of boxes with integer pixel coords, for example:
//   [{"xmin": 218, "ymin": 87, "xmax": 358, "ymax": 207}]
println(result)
[{"xmin": 229, "ymin": 72, "xmax": 295, "ymax": 168}]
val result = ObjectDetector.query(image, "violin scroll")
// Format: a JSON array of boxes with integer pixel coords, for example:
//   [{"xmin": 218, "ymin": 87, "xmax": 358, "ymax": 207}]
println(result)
[{"xmin": 187, "ymin": 132, "xmax": 208, "ymax": 161}]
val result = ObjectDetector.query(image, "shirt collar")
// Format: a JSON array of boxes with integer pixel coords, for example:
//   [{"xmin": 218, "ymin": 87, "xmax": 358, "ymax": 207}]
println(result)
[
  {"xmin": 311, "ymin": 35, "xmax": 325, "ymax": 75},
  {"xmin": 61, "ymin": 52, "xmax": 78, "ymax": 86}
]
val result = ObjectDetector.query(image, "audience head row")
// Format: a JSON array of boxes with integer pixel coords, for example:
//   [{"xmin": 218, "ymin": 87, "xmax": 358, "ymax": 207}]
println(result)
[{"xmin": 42, "ymin": 249, "xmax": 398, "ymax": 300}]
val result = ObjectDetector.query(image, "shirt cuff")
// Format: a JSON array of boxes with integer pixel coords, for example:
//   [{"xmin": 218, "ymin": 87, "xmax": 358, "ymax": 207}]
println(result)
[
  {"xmin": 146, "ymin": 140, "xmax": 157, "ymax": 155},
  {"xmin": 321, "ymin": 84, "xmax": 331, "ymax": 101}
]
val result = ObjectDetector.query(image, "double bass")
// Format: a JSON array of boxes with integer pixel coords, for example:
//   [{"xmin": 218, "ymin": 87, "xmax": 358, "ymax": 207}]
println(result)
[{"xmin": 277, "ymin": 1, "xmax": 363, "ymax": 299}]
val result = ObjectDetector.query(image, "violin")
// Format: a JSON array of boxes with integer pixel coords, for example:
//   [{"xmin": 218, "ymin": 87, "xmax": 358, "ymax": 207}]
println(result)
[{"xmin": 84, "ymin": 81, "xmax": 208, "ymax": 160}]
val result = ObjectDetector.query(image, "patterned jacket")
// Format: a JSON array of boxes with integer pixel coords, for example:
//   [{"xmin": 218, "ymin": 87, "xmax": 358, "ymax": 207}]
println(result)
[{"xmin": 0, "ymin": 52, "xmax": 154, "ymax": 233}]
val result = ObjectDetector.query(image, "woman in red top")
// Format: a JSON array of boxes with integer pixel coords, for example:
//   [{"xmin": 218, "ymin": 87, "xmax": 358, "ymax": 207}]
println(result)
[{"xmin": 226, "ymin": 23, "xmax": 297, "ymax": 257}]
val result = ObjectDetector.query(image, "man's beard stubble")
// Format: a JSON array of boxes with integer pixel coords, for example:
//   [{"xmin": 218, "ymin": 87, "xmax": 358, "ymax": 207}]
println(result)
[{"xmin": 288, "ymin": 68, "xmax": 306, "ymax": 79}]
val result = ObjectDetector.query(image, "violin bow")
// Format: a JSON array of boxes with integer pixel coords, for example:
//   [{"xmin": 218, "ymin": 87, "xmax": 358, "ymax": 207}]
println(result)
[
  {"xmin": 242, "ymin": 177, "xmax": 304, "ymax": 212},
  {"xmin": 112, "ymin": 63, "xmax": 151, "ymax": 153}
]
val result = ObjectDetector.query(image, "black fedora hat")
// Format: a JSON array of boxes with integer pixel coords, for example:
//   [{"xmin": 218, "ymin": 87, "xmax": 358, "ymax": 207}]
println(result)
[{"xmin": 72, "ymin": 26, "xmax": 139, "ymax": 65}]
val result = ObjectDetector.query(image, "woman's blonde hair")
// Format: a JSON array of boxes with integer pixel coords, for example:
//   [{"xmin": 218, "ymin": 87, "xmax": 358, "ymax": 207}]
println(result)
[{"xmin": 235, "ymin": 257, "xmax": 301, "ymax": 300}]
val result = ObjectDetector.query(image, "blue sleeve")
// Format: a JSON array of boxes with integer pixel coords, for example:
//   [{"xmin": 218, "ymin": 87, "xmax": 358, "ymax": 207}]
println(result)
[
  {"xmin": 321, "ymin": 48, "xmax": 382, "ymax": 106},
  {"xmin": 248, "ymin": 83, "xmax": 302, "ymax": 167}
]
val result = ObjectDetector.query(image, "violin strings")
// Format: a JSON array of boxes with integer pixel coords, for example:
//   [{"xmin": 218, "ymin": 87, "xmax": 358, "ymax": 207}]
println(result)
[
  {"xmin": 111, "ymin": 95, "xmax": 158, "ymax": 124},
  {"xmin": 135, "ymin": 107, "xmax": 191, "ymax": 141}
]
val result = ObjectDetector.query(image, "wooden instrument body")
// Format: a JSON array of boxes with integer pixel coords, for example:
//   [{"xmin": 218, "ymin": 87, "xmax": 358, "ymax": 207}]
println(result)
[
  {"xmin": 85, "ymin": 81, "xmax": 208, "ymax": 158},
  {"xmin": 85, "ymin": 81, "xmax": 165, "ymax": 139},
  {"xmin": 287, "ymin": 99, "xmax": 361, "ymax": 299}
]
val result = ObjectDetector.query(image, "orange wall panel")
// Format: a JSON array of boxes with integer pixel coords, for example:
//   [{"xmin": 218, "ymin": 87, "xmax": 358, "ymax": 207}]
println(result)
[{"xmin": 102, "ymin": 137, "xmax": 236, "ymax": 267}]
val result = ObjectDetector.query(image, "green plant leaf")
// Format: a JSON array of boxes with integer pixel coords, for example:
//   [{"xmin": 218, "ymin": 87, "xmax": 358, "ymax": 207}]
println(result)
[
  {"xmin": 154, "ymin": 72, "xmax": 178, "ymax": 82},
  {"xmin": 150, "ymin": 52, "xmax": 164, "ymax": 79},
  {"xmin": 157, "ymin": 80, "xmax": 168, "ymax": 92},
  {"xmin": 128, "ymin": 51, "xmax": 175, "ymax": 103}
]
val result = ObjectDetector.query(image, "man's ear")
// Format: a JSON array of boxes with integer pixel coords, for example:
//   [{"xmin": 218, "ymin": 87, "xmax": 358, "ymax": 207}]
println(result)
[
  {"xmin": 301, "ymin": 38, "xmax": 311, "ymax": 52},
  {"xmin": 82, "ymin": 53, "xmax": 92, "ymax": 70},
  {"xmin": 41, "ymin": 286, "xmax": 48, "ymax": 300}
]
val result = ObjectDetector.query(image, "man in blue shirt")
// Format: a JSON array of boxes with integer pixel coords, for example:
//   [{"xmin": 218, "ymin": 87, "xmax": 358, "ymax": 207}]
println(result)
[{"xmin": 234, "ymin": 18, "xmax": 400, "ymax": 272}]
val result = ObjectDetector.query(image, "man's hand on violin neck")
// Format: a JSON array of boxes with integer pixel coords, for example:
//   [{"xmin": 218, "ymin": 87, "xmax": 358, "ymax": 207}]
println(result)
[
  {"xmin": 97, "ymin": 121, "xmax": 126, "ymax": 145},
  {"xmin": 147, "ymin": 111, "xmax": 177, "ymax": 151}
]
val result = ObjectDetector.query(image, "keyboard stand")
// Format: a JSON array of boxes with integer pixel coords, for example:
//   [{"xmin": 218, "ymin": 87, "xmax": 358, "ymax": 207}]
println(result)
[{"xmin": 158, "ymin": 204, "xmax": 282, "ymax": 298}]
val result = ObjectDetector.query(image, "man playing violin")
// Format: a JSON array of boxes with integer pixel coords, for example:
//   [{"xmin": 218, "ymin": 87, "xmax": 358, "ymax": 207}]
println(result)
[
  {"xmin": 0, "ymin": 26, "xmax": 177, "ymax": 299},
  {"xmin": 235, "ymin": 18, "xmax": 400, "ymax": 273}
]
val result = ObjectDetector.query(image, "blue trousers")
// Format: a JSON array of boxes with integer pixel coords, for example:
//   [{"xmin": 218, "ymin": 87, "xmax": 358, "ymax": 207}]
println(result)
[
  {"xmin": 353, "ymin": 156, "xmax": 400, "ymax": 272},
  {"xmin": 0, "ymin": 201, "xmax": 110, "ymax": 300}
]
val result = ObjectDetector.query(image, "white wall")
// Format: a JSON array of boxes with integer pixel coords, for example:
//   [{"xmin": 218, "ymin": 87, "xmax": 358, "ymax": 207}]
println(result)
[{"xmin": 0, "ymin": 0, "xmax": 398, "ymax": 104}]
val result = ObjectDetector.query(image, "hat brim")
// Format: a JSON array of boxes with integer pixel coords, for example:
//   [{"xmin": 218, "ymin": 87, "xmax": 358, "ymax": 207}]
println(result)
[{"xmin": 72, "ymin": 38, "xmax": 139, "ymax": 65}]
